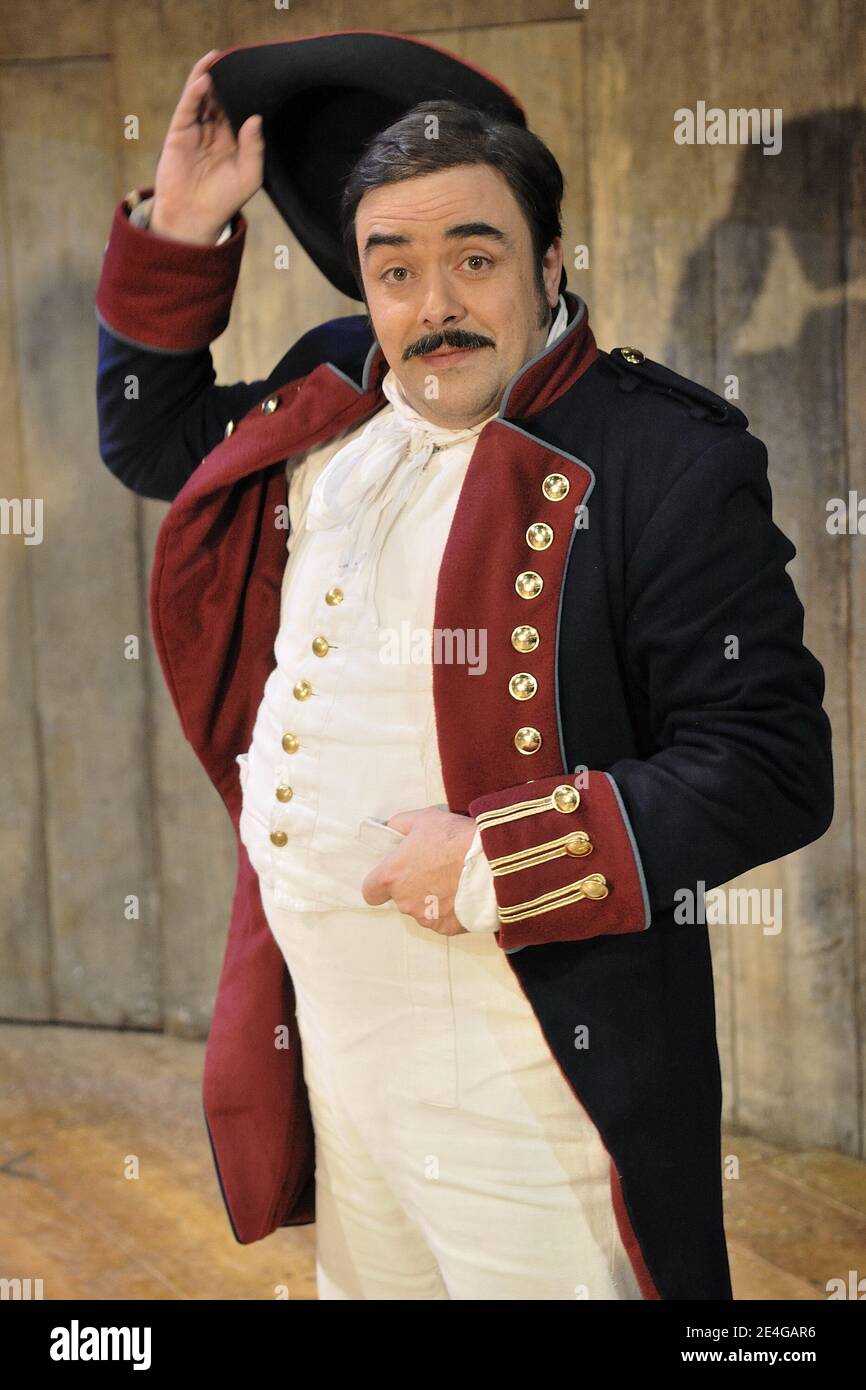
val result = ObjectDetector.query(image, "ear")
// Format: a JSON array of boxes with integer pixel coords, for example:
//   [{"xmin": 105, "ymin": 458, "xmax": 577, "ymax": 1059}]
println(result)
[{"xmin": 541, "ymin": 236, "xmax": 564, "ymax": 309}]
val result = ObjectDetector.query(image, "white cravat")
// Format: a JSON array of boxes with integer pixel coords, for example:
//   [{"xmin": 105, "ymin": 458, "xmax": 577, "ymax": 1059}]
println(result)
[
  {"xmin": 305, "ymin": 376, "xmax": 492, "ymax": 626},
  {"xmin": 305, "ymin": 295, "xmax": 569, "ymax": 626}
]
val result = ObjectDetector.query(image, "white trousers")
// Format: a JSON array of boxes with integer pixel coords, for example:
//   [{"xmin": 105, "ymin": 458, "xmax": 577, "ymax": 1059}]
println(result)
[{"xmin": 259, "ymin": 877, "xmax": 645, "ymax": 1301}]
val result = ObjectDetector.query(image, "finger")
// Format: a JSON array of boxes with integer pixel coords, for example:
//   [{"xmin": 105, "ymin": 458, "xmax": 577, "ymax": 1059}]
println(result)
[
  {"xmin": 360, "ymin": 867, "xmax": 391, "ymax": 906},
  {"xmin": 233, "ymin": 114, "xmax": 263, "ymax": 184},
  {"xmin": 362, "ymin": 881, "xmax": 391, "ymax": 906},
  {"xmin": 169, "ymin": 52, "xmax": 222, "ymax": 134},
  {"xmin": 199, "ymin": 85, "xmax": 233, "ymax": 133},
  {"xmin": 236, "ymin": 112, "xmax": 263, "ymax": 149},
  {"xmin": 198, "ymin": 74, "xmax": 229, "ymax": 123},
  {"xmin": 167, "ymin": 72, "xmax": 211, "ymax": 133},
  {"xmin": 187, "ymin": 49, "xmax": 220, "ymax": 82},
  {"xmin": 179, "ymin": 49, "xmax": 220, "ymax": 114}
]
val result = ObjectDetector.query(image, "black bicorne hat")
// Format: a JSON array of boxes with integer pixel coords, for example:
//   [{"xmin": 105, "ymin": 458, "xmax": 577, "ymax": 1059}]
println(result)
[{"xmin": 207, "ymin": 30, "xmax": 526, "ymax": 300}]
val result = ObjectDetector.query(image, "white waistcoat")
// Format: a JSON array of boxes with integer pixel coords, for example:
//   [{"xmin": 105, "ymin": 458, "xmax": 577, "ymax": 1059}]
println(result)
[{"xmin": 237, "ymin": 301, "xmax": 568, "ymax": 926}]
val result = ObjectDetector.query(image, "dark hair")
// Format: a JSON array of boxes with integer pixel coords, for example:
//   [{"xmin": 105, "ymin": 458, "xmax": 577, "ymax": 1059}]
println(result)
[{"xmin": 339, "ymin": 99, "xmax": 567, "ymax": 306}]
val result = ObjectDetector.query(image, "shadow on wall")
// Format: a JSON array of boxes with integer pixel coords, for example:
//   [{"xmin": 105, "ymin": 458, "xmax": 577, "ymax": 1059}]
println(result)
[{"xmin": 665, "ymin": 108, "xmax": 865, "ymax": 449}]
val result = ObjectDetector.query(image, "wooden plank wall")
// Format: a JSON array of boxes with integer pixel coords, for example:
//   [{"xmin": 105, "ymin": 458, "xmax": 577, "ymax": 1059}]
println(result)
[{"xmin": 0, "ymin": 0, "xmax": 862, "ymax": 1157}]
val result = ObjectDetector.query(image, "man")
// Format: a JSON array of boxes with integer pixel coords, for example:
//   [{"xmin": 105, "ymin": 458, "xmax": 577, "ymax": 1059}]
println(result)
[{"xmin": 94, "ymin": 38, "xmax": 833, "ymax": 1300}]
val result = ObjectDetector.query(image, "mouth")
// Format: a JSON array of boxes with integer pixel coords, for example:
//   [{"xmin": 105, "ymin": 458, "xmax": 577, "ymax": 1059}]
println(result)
[{"xmin": 418, "ymin": 346, "xmax": 478, "ymax": 365}]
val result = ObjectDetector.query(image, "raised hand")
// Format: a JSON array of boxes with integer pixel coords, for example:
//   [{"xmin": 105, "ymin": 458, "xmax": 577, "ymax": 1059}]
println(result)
[{"xmin": 151, "ymin": 49, "xmax": 264, "ymax": 245}]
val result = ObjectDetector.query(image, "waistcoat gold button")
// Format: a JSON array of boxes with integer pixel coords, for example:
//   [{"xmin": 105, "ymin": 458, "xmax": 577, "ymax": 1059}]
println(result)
[
  {"xmin": 270, "ymin": 830, "xmax": 288, "ymax": 847},
  {"xmin": 281, "ymin": 732, "xmax": 299, "ymax": 753},
  {"xmin": 293, "ymin": 679, "xmax": 312, "ymax": 700}
]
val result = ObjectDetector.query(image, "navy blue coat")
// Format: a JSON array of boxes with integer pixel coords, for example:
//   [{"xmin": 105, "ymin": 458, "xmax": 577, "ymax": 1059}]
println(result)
[{"xmin": 95, "ymin": 192, "xmax": 834, "ymax": 1299}]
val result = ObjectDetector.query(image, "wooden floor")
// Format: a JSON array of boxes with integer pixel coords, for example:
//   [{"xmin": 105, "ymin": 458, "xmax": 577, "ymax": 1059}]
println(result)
[{"xmin": 1, "ymin": 1023, "xmax": 864, "ymax": 1300}]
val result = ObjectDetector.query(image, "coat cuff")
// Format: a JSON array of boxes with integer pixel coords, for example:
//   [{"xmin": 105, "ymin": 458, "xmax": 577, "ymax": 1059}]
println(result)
[
  {"xmin": 466, "ymin": 771, "xmax": 651, "ymax": 951},
  {"xmin": 94, "ymin": 185, "xmax": 247, "ymax": 352}
]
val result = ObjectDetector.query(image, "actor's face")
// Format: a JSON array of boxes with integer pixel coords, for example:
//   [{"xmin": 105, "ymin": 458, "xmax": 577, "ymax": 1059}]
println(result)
[{"xmin": 355, "ymin": 163, "xmax": 563, "ymax": 428}]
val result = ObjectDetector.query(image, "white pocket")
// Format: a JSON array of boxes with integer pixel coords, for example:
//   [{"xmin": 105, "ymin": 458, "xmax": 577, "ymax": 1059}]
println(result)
[{"xmin": 357, "ymin": 816, "xmax": 406, "ymax": 853}]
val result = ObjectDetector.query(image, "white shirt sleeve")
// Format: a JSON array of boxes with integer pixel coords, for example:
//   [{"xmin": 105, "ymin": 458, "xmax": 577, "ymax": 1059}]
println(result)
[
  {"xmin": 127, "ymin": 193, "xmax": 232, "ymax": 245},
  {"xmin": 453, "ymin": 824, "xmax": 500, "ymax": 932}
]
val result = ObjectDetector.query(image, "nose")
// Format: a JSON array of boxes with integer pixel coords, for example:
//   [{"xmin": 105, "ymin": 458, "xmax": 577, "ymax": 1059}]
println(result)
[{"xmin": 417, "ymin": 267, "xmax": 466, "ymax": 333}]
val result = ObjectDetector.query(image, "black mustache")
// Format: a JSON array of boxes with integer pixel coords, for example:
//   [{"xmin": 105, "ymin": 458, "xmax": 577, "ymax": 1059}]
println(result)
[{"xmin": 403, "ymin": 329, "xmax": 494, "ymax": 361}]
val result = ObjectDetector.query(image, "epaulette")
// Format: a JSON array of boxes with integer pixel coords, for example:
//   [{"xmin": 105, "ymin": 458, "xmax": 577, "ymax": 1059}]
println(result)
[{"xmin": 599, "ymin": 346, "xmax": 748, "ymax": 427}]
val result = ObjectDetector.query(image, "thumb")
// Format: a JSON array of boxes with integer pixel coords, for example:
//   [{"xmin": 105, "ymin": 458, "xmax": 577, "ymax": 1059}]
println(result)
[{"xmin": 236, "ymin": 113, "xmax": 264, "ymax": 188}]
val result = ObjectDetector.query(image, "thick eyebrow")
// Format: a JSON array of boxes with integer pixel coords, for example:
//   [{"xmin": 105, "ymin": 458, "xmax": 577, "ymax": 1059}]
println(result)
[{"xmin": 362, "ymin": 221, "xmax": 513, "ymax": 261}]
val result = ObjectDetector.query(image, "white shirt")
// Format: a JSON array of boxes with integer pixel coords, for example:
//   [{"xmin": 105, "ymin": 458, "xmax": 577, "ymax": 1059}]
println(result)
[{"xmin": 237, "ymin": 297, "xmax": 570, "ymax": 930}]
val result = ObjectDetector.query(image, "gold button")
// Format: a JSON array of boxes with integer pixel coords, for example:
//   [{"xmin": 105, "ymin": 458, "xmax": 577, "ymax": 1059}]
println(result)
[
  {"xmin": 620, "ymin": 346, "xmax": 644, "ymax": 364},
  {"xmin": 261, "ymin": 395, "xmax": 280, "ymax": 414},
  {"xmin": 552, "ymin": 784, "xmax": 580, "ymax": 813},
  {"xmin": 565, "ymin": 832, "xmax": 592, "ymax": 857},
  {"xmin": 542, "ymin": 473, "xmax": 569, "ymax": 501},
  {"xmin": 270, "ymin": 830, "xmax": 288, "ymax": 847},
  {"xmin": 579, "ymin": 873, "xmax": 609, "ymax": 900},
  {"xmin": 293, "ymin": 679, "xmax": 312, "ymax": 700},
  {"xmin": 275, "ymin": 785, "xmax": 293, "ymax": 803},
  {"xmin": 224, "ymin": 419, "xmax": 235, "ymax": 439},
  {"xmin": 325, "ymin": 586, "xmax": 344, "ymax": 606},
  {"xmin": 526, "ymin": 522, "xmax": 553, "ymax": 550},
  {"xmin": 311, "ymin": 635, "xmax": 330, "ymax": 657},
  {"xmin": 281, "ymin": 732, "xmax": 299, "ymax": 753},
  {"xmin": 511, "ymin": 624, "xmax": 539, "ymax": 653},
  {"xmin": 515, "ymin": 570, "xmax": 543, "ymax": 599},
  {"xmin": 514, "ymin": 726, "xmax": 542, "ymax": 755},
  {"xmin": 509, "ymin": 672, "xmax": 537, "ymax": 700}
]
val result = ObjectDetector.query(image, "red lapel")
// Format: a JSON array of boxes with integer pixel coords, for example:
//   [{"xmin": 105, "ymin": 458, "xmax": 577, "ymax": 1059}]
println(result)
[{"xmin": 432, "ymin": 417, "xmax": 595, "ymax": 811}]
